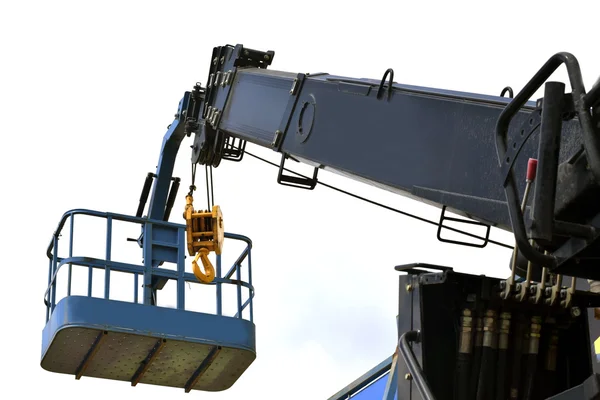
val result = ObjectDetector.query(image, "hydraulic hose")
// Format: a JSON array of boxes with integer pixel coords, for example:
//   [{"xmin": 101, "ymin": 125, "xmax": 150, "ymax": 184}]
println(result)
[
  {"xmin": 455, "ymin": 309, "xmax": 473, "ymax": 400},
  {"xmin": 476, "ymin": 310, "xmax": 497, "ymax": 400}
]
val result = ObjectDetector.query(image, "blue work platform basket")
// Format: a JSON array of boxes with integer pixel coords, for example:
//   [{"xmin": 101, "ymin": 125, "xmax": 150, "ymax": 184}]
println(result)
[{"xmin": 41, "ymin": 209, "xmax": 256, "ymax": 392}]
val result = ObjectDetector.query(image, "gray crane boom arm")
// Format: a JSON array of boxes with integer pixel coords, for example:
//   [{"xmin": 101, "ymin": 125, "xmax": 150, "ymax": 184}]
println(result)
[{"xmin": 172, "ymin": 44, "xmax": 600, "ymax": 280}]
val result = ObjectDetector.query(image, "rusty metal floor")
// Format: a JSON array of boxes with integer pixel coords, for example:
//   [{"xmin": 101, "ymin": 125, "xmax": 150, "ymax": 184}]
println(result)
[{"xmin": 41, "ymin": 296, "xmax": 256, "ymax": 392}]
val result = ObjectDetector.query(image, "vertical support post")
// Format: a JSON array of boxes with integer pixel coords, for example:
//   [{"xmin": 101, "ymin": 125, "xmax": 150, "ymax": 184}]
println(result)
[
  {"xmin": 248, "ymin": 247, "xmax": 253, "ymax": 322},
  {"xmin": 134, "ymin": 273, "xmax": 139, "ymax": 304},
  {"xmin": 531, "ymin": 81, "xmax": 565, "ymax": 245},
  {"xmin": 87, "ymin": 250, "xmax": 93, "ymax": 297},
  {"xmin": 46, "ymin": 258, "xmax": 52, "ymax": 322},
  {"xmin": 236, "ymin": 262, "xmax": 242, "ymax": 319},
  {"xmin": 216, "ymin": 254, "xmax": 222, "ymax": 316},
  {"xmin": 51, "ymin": 235, "xmax": 58, "ymax": 312},
  {"xmin": 105, "ymin": 216, "xmax": 112, "ymax": 300},
  {"xmin": 143, "ymin": 223, "xmax": 154, "ymax": 305},
  {"xmin": 67, "ymin": 214, "xmax": 74, "ymax": 296},
  {"xmin": 177, "ymin": 227, "xmax": 185, "ymax": 310}
]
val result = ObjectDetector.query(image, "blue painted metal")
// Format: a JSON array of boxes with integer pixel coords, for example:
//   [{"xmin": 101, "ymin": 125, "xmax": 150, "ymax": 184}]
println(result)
[
  {"xmin": 147, "ymin": 92, "xmax": 190, "ymax": 221},
  {"xmin": 67, "ymin": 214, "xmax": 73, "ymax": 296},
  {"xmin": 51, "ymin": 236, "xmax": 58, "ymax": 312},
  {"xmin": 105, "ymin": 216, "xmax": 112, "ymax": 299},
  {"xmin": 177, "ymin": 227, "xmax": 185, "ymax": 310},
  {"xmin": 216, "ymin": 253, "xmax": 222, "ymax": 315},
  {"xmin": 42, "ymin": 296, "xmax": 255, "ymax": 355},
  {"xmin": 42, "ymin": 208, "xmax": 256, "ymax": 391},
  {"xmin": 328, "ymin": 356, "xmax": 397, "ymax": 400},
  {"xmin": 143, "ymin": 222, "xmax": 154, "ymax": 305}
]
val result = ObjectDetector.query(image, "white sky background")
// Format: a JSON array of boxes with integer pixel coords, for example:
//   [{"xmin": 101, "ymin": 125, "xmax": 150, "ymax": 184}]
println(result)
[{"xmin": 2, "ymin": 0, "xmax": 600, "ymax": 398}]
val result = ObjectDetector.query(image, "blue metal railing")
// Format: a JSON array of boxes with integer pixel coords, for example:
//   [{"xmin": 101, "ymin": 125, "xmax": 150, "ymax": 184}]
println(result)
[{"xmin": 44, "ymin": 209, "xmax": 254, "ymax": 324}]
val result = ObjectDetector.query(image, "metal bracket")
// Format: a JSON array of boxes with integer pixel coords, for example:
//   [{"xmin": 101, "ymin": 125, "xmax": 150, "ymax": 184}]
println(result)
[
  {"xmin": 437, "ymin": 205, "xmax": 490, "ymax": 248},
  {"xmin": 222, "ymin": 136, "xmax": 246, "ymax": 162},
  {"xmin": 394, "ymin": 263, "xmax": 453, "ymax": 275},
  {"xmin": 277, "ymin": 153, "xmax": 319, "ymax": 190},
  {"xmin": 376, "ymin": 68, "xmax": 394, "ymax": 101},
  {"xmin": 200, "ymin": 44, "xmax": 275, "ymax": 167},
  {"xmin": 495, "ymin": 52, "xmax": 600, "ymax": 269},
  {"xmin": 500, "ymin": 109, "xmax": 542, "ymax": 186},
  {"xmin": 272, "ymin": 73, "xmax": 307, "ymax": 152}
]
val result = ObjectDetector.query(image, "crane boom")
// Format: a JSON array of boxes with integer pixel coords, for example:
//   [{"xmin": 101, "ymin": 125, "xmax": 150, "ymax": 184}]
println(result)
[{"xmin": 167, "ymin": 44, "xmax": 600, "ymax": 280}]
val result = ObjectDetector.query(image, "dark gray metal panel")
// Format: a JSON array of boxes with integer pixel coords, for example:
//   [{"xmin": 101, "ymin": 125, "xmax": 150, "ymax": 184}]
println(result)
[
  {"xmin": 220, "ymin": 69, "xmax": 296, "ymax": 147},
  {"xmin": 216, "ymin": 67, "xmax": 585, "ymax": 232}
]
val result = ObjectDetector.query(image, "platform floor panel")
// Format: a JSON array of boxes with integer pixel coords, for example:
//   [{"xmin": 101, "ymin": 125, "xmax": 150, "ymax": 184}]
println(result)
[{"xmin": 41, "ymin": 296, "xmax": 256, "ymax": 391}]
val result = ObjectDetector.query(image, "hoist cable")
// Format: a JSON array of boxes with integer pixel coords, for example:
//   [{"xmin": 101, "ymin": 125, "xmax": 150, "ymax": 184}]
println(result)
[
  {"xmin": 189, "ymin": 163, "xmax": 197, "ymax": 196},
  {"xmin": 205, "ymin": 165, "xmax": 212, "ymax": 210}
]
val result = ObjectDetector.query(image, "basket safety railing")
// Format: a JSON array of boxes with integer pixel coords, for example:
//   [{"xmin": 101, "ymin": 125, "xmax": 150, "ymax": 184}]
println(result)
[{"xmin": 44, "ymin": 209, "xmax": 254, "ymax": 324}]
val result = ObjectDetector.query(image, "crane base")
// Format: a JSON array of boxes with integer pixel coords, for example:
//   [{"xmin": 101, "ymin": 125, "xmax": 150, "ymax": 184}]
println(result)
[{"xmin": 41, "ymin": 296, "xmax": 256, "ymax": 392}]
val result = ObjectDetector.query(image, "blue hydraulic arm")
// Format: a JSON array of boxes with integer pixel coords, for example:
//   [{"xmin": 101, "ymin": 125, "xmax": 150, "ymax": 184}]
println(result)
[
  {"xmin": 147, "ymin": 92, "xmax": 190, "ymax": 221},
  {"xmin": 140, "ymin": 92, "xmax": 192, "ymax": 222}
]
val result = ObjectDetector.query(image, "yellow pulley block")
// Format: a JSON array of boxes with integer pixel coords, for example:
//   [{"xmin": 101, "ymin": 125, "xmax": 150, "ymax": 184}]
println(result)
[{"xmin": 183, "ymin": 194, "xmax": 224, "ymax": 283}]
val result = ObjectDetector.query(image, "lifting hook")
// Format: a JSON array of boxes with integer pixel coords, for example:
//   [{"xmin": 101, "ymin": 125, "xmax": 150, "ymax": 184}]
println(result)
[
  {"xmin": 192, "ymin": 248, "xmax": 215, "ymax": 283},
  {"xmin": 183, "ymin": 194, "xmax": 224, "ymax": 284}
]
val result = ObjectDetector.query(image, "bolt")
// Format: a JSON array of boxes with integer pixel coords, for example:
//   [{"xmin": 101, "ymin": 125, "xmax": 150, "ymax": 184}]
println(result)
[
  {"xmin": 516, "ymin": 283, "xmax": 521, "ymax": 291},
  {"xmin": 499, "ymin": 281, "xmax": 506, "ymax": 290},
  {"xmin": 404, "ymin": 373, "xmax": 412, "ymax": 380},
  {"xmin": 545, "ymin": 287, "xmax": 552, "ymax": 296},
  {"xmin": 406, "ymin": 284, "xmax": 413, "ymax": 292},
  {"xmin": 530, "ymin": 286, "xmax": 537, "ymax": 295},
  {"xmin": 571, "ymin": 307, "xmax": 581, "ymax": 317}
]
